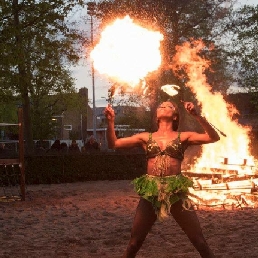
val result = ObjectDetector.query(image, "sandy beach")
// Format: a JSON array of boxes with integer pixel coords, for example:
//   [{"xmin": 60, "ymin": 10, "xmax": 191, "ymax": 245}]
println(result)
[{"xmin": 1, "ymin": 180, "xmax": 258, "ymax": 258}]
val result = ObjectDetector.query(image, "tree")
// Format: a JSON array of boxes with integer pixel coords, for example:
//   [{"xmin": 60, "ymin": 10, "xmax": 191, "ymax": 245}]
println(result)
[
  {"xmin": 0, "ymin": 0, "xmax": 86, "ymax": 153},
  {"xmin": 224, "ymin": 4, "xmax": 258, "ymax": 108}
]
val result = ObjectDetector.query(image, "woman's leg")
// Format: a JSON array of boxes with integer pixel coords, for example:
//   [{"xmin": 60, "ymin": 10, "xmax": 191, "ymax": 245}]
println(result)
[
  {"xmin": 170, "ymin": 200, "xmax": 215, "ymax": 258},
  {"xmin": 123, "ymin": 198, "xmax": 157, "ymax": 258}
]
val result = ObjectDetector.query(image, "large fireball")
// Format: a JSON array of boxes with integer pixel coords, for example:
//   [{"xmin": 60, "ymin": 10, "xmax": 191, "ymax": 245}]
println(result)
[{"xmin": 90, "ymin": 15, "xmax": 163, "ymax": 86}]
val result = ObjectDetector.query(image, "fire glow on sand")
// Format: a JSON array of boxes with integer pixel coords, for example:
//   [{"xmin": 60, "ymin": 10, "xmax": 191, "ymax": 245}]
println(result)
[{"xmin": 90, "ymin": 15, "xmax": 163, "ymax": 90}]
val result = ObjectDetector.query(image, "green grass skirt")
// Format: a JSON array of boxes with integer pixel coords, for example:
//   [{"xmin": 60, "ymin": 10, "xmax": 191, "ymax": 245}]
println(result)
[{"xmin": 132, "ymin": 174, "xmax": 194, "ymax": 220}]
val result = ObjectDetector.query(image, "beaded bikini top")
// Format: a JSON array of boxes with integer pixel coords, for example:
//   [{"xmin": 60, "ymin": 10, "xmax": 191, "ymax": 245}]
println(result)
[
  {"xmin": 146, "ymin": 132, "xmax": 187, "ymax": 161},
  {"xmin": 146, "ymin": 132, "xmax": 188, "ymax": 176}
]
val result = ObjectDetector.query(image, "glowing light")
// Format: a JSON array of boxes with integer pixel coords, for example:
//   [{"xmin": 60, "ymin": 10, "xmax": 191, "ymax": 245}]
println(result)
[{"xmin": 90, "ymin": 15, "xmax": 163, "ymax": 87}]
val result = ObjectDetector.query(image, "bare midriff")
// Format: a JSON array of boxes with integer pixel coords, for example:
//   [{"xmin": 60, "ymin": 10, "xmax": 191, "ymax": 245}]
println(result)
[{"xmin": 147, "ymin": 156, "xmax": 182, "ymax": 176}]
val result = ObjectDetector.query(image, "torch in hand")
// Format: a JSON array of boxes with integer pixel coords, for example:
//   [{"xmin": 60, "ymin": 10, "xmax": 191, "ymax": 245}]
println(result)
[
  {"xmin": 161, "ymin": 84, "xmax": 227, "ymax": 137},
  {"xmin": 107, "ymin": 84, "xmax": 116, "ymax": 105}
]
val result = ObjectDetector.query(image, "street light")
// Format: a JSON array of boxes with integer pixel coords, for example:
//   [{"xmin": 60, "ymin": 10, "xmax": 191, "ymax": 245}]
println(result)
[
  {"xmin": 87, "ymin": 2, "xmax": 97, "ymax": 139},
  {"xmin": 52, "ymin": 113, "xmax": 64, "ymax": 139}
]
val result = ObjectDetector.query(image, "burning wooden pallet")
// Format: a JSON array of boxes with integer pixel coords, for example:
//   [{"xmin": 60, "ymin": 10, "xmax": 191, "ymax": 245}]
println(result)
[
  {"xmin": 183, "ymin": 163, "xmax": 258, "ymax": 209},
  {"xmin": 189, "ymin": 190, "xmax": 258, "ymax": 210},
  {"xmin": 193, "ymin": 179, "xmax": 256, "ymax": 191}
]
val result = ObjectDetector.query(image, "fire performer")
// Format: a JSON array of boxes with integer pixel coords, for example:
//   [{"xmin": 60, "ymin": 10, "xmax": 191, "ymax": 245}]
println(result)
[{"xmin": 104, "ymin": 100, "xmax": 219, "ymax": 258}]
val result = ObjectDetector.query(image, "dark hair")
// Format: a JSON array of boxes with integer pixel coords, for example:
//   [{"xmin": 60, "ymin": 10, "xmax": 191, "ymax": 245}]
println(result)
[{"xmin": 156, "ymin": 100, "xmax": 180, "ymax": 131}]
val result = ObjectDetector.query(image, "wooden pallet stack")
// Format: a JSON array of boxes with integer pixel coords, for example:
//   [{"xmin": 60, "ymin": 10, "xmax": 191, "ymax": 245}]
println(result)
[{"xmin": 183, "ymin": 160, "xmax": 258, "ymax": 210}]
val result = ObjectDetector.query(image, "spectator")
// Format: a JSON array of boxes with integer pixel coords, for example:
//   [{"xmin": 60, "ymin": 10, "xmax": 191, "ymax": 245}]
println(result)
[
  {"xmin": 84, "ymin": 136, "xmax": 100, "ymax": 152},
  {"xmin": 35, "ymin": 140, "xmax": 46, "ymax": 155},
  {"xmin": 47, "ymin": 139, "xmax": 61, "ymax": 154},
  {"xmin": 68, "ymin": 140, "xmax": 81, "ymax": 154},
  {"xmin": 51, "ymin": 140, "xmax": 61, "ymax": 150},
  {"xmin": 60, "ymin": 142, "xmax": 68, "ymax": 154}
]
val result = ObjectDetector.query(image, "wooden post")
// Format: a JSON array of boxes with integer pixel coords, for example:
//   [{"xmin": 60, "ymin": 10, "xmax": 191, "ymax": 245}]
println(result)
[{"xmin": 18, "ymin": 107, "xmax": 25, "ymax": 201}]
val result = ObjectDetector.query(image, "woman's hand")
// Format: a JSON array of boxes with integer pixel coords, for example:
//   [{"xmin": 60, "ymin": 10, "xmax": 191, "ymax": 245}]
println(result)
[
  {"xmin": 183, "ymin": 102, "xmax": 198, "ymax": 116},
  {"xmin": 104, "ymin": 104, "xmax": 115, "ymax": 121}
]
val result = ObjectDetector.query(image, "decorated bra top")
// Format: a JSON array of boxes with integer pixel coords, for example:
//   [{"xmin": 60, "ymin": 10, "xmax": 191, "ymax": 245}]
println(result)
[{"xmin": 146, "ymin": 132, "xmax": 187, "ymax": 161}]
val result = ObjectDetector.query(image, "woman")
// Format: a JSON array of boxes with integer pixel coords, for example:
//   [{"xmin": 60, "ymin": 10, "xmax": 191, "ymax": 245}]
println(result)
[{"xmin": 104, "ymin": 100, "xmax": 219, "ymax": 258}]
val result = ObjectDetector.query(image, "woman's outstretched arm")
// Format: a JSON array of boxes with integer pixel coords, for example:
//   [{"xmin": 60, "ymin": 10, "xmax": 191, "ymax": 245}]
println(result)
[{"xmin": 104, "ymin": 104, "xmax": 146, "ymax": 149}]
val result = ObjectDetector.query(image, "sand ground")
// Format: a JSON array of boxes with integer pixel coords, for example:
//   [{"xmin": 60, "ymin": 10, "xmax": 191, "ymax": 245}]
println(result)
[{"xmin": 1, "ymin": 180, "xmax": 258, "ymax": 258}]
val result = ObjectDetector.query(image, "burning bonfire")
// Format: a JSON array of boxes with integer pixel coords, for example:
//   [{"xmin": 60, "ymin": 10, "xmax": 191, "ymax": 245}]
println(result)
[
  {"xmin": 168, "ymin": 41, "xmax": 258, "ymax": 210},
  {"xmin": 89, "ymin": 16, "xmax": 258, "ymax": 210}
]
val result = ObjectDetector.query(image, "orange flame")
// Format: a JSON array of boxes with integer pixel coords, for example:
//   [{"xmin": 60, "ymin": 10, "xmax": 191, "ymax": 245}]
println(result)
[
  {"xmin": 171, "ymin": 40, "xmax": 256, "ymax": 175},
  {"xmin": 90, "ymin": 15, "xmax": 163, "ymax": 87}
]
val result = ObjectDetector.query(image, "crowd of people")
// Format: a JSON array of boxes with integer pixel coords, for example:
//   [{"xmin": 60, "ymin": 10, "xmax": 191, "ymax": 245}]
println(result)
[{"xmin": 35, "ymin": 137, "xmax": 100, "ymax": 155}]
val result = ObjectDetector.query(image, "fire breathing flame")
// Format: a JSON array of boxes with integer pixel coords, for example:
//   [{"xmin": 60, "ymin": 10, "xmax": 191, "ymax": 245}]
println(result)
[
  {"xmin": 90, "ymin": 15, "xmax": 163, "ymax": 87},
  {"xmin": 171, "ymin": 40, "xmax": 256, "ymax": 175}
]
